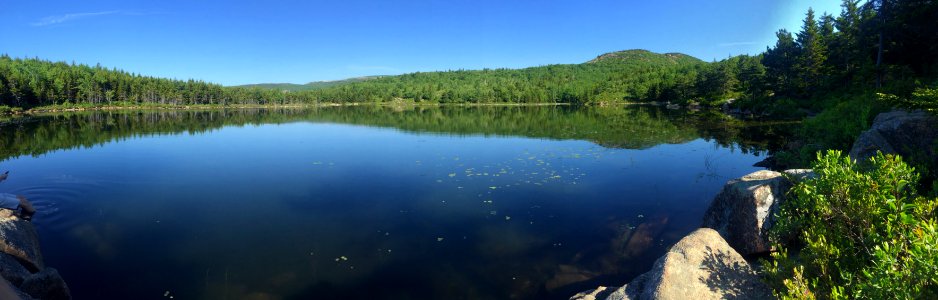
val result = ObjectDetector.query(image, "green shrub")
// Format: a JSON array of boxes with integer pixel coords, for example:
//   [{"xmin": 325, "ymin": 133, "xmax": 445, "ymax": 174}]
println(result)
[
  {"xmin": 0, "ymin": 105, "xmax": 23, "ymax": 114},
  {"xmin": 775, "ymin": 94, "xmax": 889, "ymax": 169},
  {"xmin": 878, "ymin": 87, "xmax": 938, "ymax": 113},
  {"xmin": 765, "ymin": 150, "xmax": 938, "ymax": 299}
]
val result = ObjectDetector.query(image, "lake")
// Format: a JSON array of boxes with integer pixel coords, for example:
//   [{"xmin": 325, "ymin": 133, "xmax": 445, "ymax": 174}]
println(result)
[{"xmin": 0, "ymin": 106, "xmax": 791, "ymax": 299}]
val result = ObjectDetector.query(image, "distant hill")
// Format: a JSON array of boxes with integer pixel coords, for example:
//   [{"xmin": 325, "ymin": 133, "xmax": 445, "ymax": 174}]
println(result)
[
  {"xmin": 230, "ymin": 49, "xmax": 706, "ymax": 104},
  {"xmin": 235, "ymin": 76, "xmax": 384, "ymax": 91},
  {"xmin": 587, "ymin": 49, "xmax": 703, "ymax": 65},
  {"xmin": 293, "ymin": 49, "xmax": 706, "ymax": 103},
  {"xmin": 0, "ymin": 49, "xmax": 710, "ymax": 107}
]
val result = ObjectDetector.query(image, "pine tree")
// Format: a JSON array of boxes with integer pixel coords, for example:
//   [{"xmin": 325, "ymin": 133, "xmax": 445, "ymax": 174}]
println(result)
[
  {"xmin": 830, "ymin": 0, "xmax": 865, "ymax": 87},
  {"xmin": 819, "ymin": 13, "xmax": 836, "ymax": 44},
  {"xmin": 795, "ymin": 8, "xmax": 827, "ymax": 96},
  {"xmin": 735, "ymin": 55, "xmax": 766, "ymax": 97},
  {"xmin": 762, "ymin": 29, "xmax": 799, "ymax": 97}
]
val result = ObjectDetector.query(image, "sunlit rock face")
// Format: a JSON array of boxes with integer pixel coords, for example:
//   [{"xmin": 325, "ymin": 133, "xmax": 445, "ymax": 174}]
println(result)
[
  {"xmin": 0, "ymin": 210, "xmax": 71, "ymax": 300},
  {"xmin": 571, "ymin": 229, "xmax": 771, "ymax": 300},
  {"xmin": 849, "ymin": 109, "xmax": 938, "ymax": 167},
  {"xmin": 701, "ymin": 169, "xmax": 812, "ymax": 256},
  {"xmin": 0, "ymin": 210, "xmax": 44, "ymax": 271}
]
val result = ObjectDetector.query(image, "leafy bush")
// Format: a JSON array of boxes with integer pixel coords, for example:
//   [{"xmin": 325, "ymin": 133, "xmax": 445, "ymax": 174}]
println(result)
[
  {"xmin": 765, "ymin": 151, "xmax": 938, "ymax": 299},
  {"xmin": 878, "ymin": 87, "xmax": 938, "ymax": 113},
  {"xmin": 773, "ymin": 95, "xmax": 888, "ymax": 169},
  {"xmin": 0, "ymin": 105, "xmax": 22, "ymax": 114}
]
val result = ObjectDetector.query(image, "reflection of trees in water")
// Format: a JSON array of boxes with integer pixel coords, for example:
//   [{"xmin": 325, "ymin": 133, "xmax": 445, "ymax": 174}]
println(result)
[
  {"xmin": 0, "ymin": 106, "xmax": 793, "ymax": 163},
  {"xmin": 0, "ymin": 106, "xmax": 796, "ymax": 299},
  {"xmin": 675, "ymin": 110, "xmax": 796, "ymax": 156}
]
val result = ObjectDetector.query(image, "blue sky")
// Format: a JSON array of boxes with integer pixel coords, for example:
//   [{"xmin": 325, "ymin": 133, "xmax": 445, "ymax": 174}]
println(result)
[{"xmin": 0, "ymin": 0, "xmax": 841, "ymax": 86}]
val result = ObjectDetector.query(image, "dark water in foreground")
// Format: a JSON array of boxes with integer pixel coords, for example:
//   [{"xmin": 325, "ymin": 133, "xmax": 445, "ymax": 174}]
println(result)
[{"xmin": 0, "ymin": 106, "xmax": 791, "ymax": 299}]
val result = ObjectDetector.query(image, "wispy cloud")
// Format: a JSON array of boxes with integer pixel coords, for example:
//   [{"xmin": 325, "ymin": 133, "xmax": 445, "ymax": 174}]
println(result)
[
  {"xmin": 31, "ymin": 11, "xmax": 120, "ymax": 27},
  {"xmin": 717, "ymin": 41, "xmax": 759, "ymax": 47}
]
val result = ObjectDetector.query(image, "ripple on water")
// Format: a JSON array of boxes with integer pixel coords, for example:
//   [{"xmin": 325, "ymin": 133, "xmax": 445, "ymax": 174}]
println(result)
[{"xmin": 9, "ymin": 174, "xmax": 109, "ymax": 233}]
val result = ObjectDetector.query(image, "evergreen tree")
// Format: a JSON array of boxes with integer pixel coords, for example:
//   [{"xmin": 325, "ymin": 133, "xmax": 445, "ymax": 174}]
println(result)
[
  {"xmin": 830, "ymin": 0, "xmax": 866, "ymax": 87},
  {"xmin": 795, "ymin": 8, "xmax": 827, "ymax": 97},
  {"xmin": 763, "ymin": 30, "xmax": 799, "ymax": 97},
  {"xmin": 734, "ymin": 55, "xmax": 767, "ymax": 98}
]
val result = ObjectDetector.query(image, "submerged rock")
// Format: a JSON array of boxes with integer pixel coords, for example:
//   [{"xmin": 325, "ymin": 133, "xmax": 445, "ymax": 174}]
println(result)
[
  {"xmin": 701, "ymin": 169, "xmax": 811, "ymax": 256},
  {"xmin": 621, "ymin": 214, "xmax": 669, "ymax": 259},
  {"xmin": 572, "ymin": 168, "xmax": 819, "ymax": 299},
  {"xmin": 0, "ymin": 210, "xmax": 71, "ymax": 299},
  {"xmin": 572, "ymin": 229, "xmax": 771, "ymax": 300},
  {"xmin": 574, "ymin": 169, "xmax": 819, "ymax": 299},
  {"xmin": 547, "ymin": 264, "xmax": 600, "ymax": 291},
  {"xmin": 849, "ymin": 109, "xmax": 938, "ymax": 163},
  {"xmin": 21, "ymin": 269, "xmax": 70, "ymax": 300}
]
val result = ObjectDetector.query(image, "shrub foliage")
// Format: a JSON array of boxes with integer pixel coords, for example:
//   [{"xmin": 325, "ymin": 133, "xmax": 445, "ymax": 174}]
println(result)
[{"xmin": 766, "ymin": 150, "xmax": 938, "ymax": 299}]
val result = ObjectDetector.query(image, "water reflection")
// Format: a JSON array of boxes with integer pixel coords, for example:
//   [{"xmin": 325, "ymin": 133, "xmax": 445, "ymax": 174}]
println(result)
[
  {"xmin": 0, "ymin": 106, "xmax": 794, "ymax": 299},
  {"xmin": 0, "ymin": 106, "xmax": 792, "ymax": 163}
]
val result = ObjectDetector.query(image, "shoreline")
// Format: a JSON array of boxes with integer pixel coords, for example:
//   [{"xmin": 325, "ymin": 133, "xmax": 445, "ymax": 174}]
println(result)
[{"xmin": 3, "ymin": 101, "xmax": 686, "ymax": 116}]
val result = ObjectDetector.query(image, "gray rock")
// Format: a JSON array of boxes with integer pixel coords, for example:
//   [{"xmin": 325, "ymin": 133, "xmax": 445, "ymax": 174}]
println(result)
[
  {"xmin": 849, "ymin": 110, "xmax": 938, "ymax": 163},
  {"xmin": 0, "ymin": 210, "xmax": 43, "ymax": 271},
  {"xmin": 21, "ymin": 268, "xmax": 70, "ymax": 300},
  {"xmin": 701, "ymin": 170, "xmax": 810, "ymax": 256},
  {"xmin": 573, "ymin": 229, "xmax": 771, "ymax": 300},
  {"xmin": 606, "ymin": 272, "xmax": 649, "ymax": 300},
  {"xmin": 571, "ymin": 272, "xmax": 649, "ymax": 300},
  {"xmin": 0, "ymin": 253, "xmax": 32, "ymax": 286},
  {"xmin": 638, "ymin": 228, "xmax": 770, "ymax": 300},
  {"xmin": 0, "ymin": 277, "xmax": 35, "ymax": 300},
  {"xmin": 0, "ymin": 209, "xmax": 72, "ymax": 299},
  {"xmin": 782, "ymin": 169, "xmax": 815, "ymax": 181},
  {"xmin": 0, "ymin": 252, "xmax": 31, "ymax": 286},
  {"xmin": 570, "ymin": 286, "xmax": 613, "ymax": 300}
]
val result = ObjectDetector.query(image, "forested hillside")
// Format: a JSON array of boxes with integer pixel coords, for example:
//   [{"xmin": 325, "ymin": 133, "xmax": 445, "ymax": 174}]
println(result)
[
  {"xmin": 235, "ymin": 76, "xmax": 384, "ymax": 91},
  {"xmin": 0, "ymin": 49, "xmax": 705, "ymax": 108},
  {"xmin": 1, "ymin": 0, "xmax": 935, "ymax": 114},
  {"xmin": 313, "ymin": 50, "xmax": 704, "ymax": 104}
]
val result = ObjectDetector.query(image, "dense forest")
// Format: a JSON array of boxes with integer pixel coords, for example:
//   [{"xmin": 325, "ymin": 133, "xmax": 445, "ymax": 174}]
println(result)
[
  {"xmin": 3, "ymin": 1, "xmax": 938, "ymax": 299},
  {"xmin": 1, "ymin": 1, "xmax": 936, "ymax": 161},
  {"xmin": 1, "ymin": 1, "xmax": 935, "ymax": 112},
  {"xmin": 731, "ymin": 0, "xmax": 938, "ymax": 170},
  {"xmin": 235, "ymin": 76, "xmax": 385, "ymax": 91},
  {"xmin": 0, "ymin": 50, "xmax": 704, "ymax": 108},
  {"xmin": 721, "ymin": 0, "xmax": 937, "ymax": 108}
]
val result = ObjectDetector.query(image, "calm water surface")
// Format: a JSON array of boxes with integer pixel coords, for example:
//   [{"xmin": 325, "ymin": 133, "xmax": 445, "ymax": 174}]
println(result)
[{"xmin": 0, "ymin": 106, "xmax": 790, "ymax": 299}]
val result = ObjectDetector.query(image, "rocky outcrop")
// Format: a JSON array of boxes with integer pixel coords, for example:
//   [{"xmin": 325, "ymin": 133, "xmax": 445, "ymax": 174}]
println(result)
[
  {"xmin": 573, "ymin": 169, "xmax": 817, "ymax": 299},
  {"xmin": 0, "ymin": 210, "xmax": 70, "ymax": 299},
  {"xmin": 0, "ymin": 212, "xmax": 44, "ymax": 272},
  {"xmin": 570, "ymin": 286, "xmax": 614, "ymax": 300},
  {"xmin": 571, "ymin": 229, "xmax": 771, "ymax": 300},
  {"xmin": 20, "ymin": 269, "xmax": 70, "ymax": 300},
  {"xmin": 849, "ymin": 110, "xmax": 938, "ymax": 163},
  {"xmin": 701, "ymin": 169, "xmax": 812, "ymax": 256}
]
